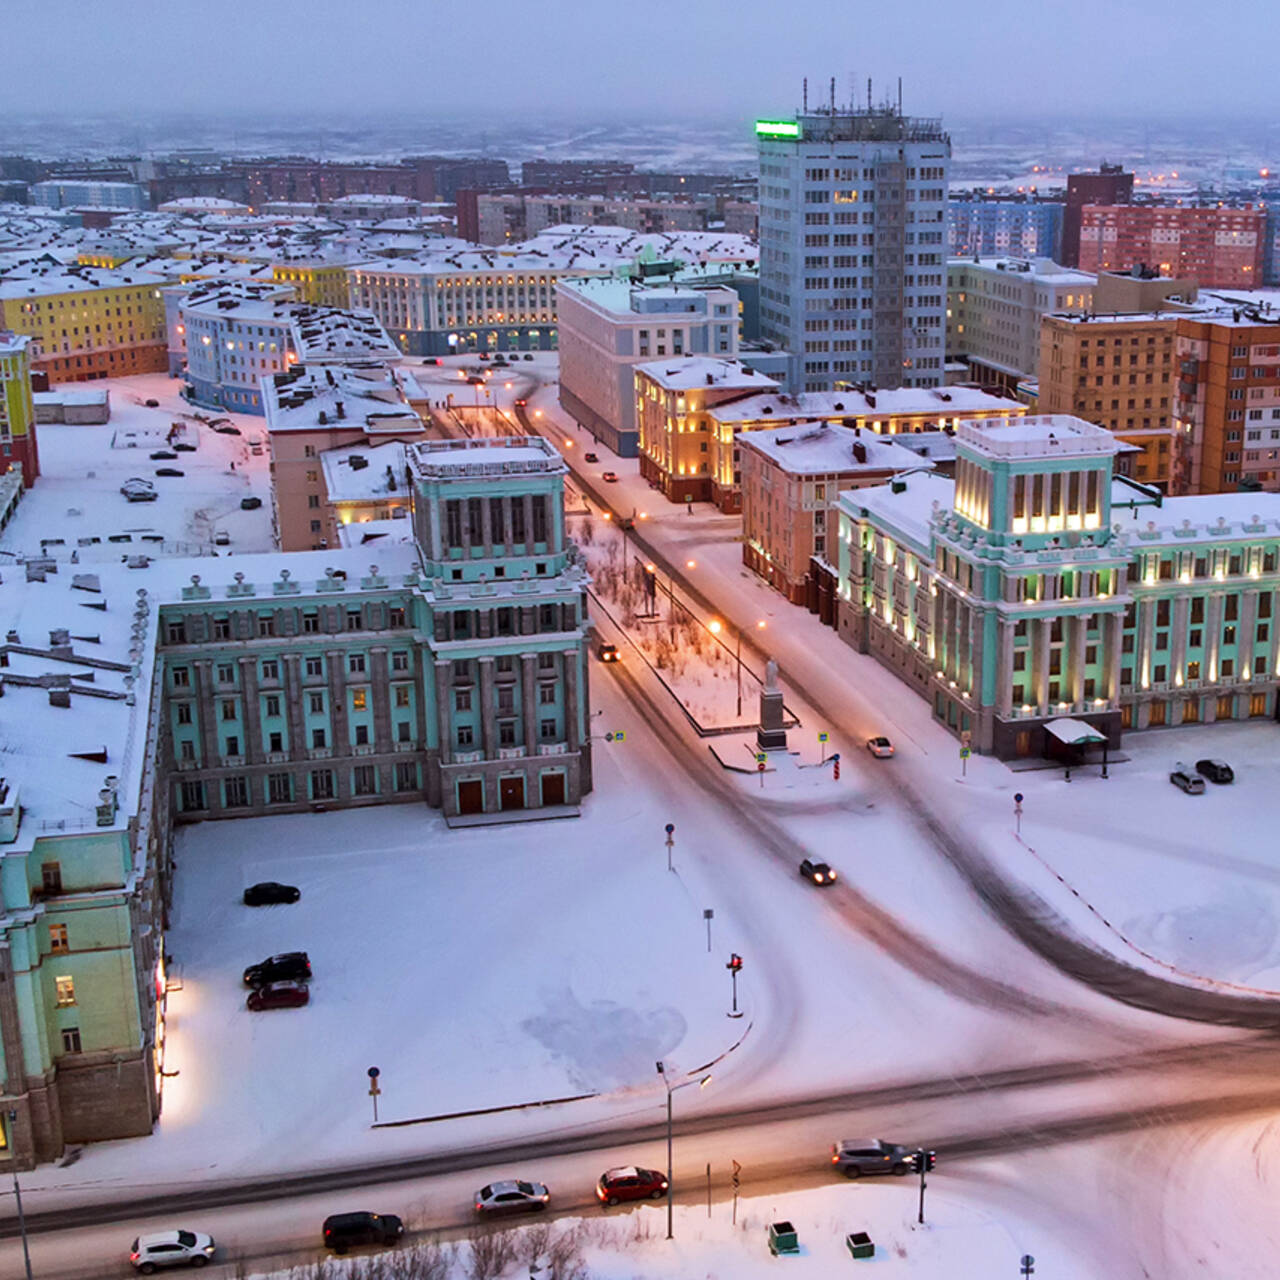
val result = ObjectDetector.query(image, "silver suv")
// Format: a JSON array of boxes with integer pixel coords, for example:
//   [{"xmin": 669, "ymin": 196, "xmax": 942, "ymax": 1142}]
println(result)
[
  {"xmin": 831, "ymin": 1138, "xmax": 913, "ymax": 1178},
  {"xmin": 130, "ymin": 1229, "xmax": 215, "ymax": 1272}
]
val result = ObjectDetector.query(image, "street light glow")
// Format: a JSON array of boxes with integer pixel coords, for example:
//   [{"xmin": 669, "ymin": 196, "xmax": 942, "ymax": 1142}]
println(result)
[
  {"xmin": 686, "ymin": 559, "xmax": 696, "ymax": 569},
  {"xmin": 708, "ymin": 620, "xmax": 722, "ymax": 635}
]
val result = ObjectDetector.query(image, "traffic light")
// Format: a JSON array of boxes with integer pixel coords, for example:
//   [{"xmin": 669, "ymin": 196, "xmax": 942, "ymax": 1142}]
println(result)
[
  {"xmin": 908, "ymin": 1151, "xmax": 923, "ymax": 1174},
  {"xmin": 924, "ymin": 1150, "xmax": 937, "ymax": 1172},
  {"xmin": 726, "ymin": 953, "xmax": 743, "ymax": 972}
]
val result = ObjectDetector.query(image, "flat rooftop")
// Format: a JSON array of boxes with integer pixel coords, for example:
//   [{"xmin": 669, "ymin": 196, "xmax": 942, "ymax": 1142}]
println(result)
[
  {"xmin": 635, "ymin": 357, "xmax": 776, "ymax": 393},
  {"xmin": 408, "ymin": 436, "xmax": 564, "ymax": 477},
  {"xmin": 958, "ymin": 414, "xmax": 1132, "ymax": 459},
  {"xmin": 739, "ymin": 421, "xmax": 934, "ymax": 475}
]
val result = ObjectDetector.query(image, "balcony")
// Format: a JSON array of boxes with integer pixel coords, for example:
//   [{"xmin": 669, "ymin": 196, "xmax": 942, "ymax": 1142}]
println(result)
[
  {"xmin": 454, "ymin": 749, "xmax": 483, "ymax": 764},
  {"xmin": 265, "ymin": 751, "xmax": 289, "ymax": 764},
  {"xmin": 393, "ymin": 740, "xmax": 420, "ymax": 753},
  {"xmin": 537, "ymin": 741, "xmax": 568, "ymax": 756},
  {"xmin": 353, "ymin": 743, "xmax": 377, "ymax": 756},
  {"xmin": 306, "ymin": 747, "xmax": 333, "ymax": 760},
  {"xmin": 497, "ymin": 745, "xmax": 526, "ymax": 760},
  {"xmin": 221, "ymin": 754, "xmax": 245, "ymax": 767}
]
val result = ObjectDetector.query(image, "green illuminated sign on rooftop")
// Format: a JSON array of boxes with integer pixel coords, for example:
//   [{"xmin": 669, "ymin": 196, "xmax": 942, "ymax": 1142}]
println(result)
[{"xmin": 755, "ymin": 119, "xmax": 802, "ymax": 139}]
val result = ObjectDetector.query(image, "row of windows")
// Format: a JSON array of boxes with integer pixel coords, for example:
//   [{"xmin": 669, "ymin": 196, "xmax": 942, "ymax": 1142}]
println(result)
[
  {"xmin": 166, "ymin": 604, "xmax": 407, "ymax": 647},
  {"xmin": 172, "ymin": 647, "xmax": 412, "ymax": 688},
  {"xmin": 182, "ymin": 762, "xmax": 420, "ymax": 810}
]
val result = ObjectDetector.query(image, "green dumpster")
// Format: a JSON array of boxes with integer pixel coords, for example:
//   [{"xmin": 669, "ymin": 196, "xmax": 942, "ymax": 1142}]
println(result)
[
  {"xmin": 768, "ymin": 1221, "xmax": 800, "ymax": 1255},
  {"xmin": 846, "ymin": 1231, "xmax": 875, "ymax": 1260}
]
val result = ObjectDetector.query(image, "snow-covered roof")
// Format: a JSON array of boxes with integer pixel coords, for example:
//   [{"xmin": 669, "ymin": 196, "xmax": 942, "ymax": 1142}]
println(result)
[
  {"xmin": 32, "ymin": 388, "xmax": 108, "ymax": 407},
  {"xmin": 0, "ymin": 259, "xmax": 167, "ymax": 299},
  {"xmin": 336, "ymin": 515, "xmax": 414, "ymax": 548},
  {"xmin": 321, "ymin": 441, "xmax": 409, "ymax": 502},
  {"xmin": 738, "ymin": 422, "xmax": 933, "ymax": 476},
  {"xmin": 948, "ymin": 256, "xmax": 1096, "ymax": 286},
  {"xmin": 291, "ymin": 306, "xmax": 400, "ymax": 364},
  {"xmin": 837, "ymin": 469, "xmax": 957, "ymax": 554},
  {"xmin": 263, "ymin": 363, "xmax": 426, "ymax": 435},
  {"xmin": 706, "ymin": 386, "xmax": 1017, "ymax": 424},
  {"xmin": 408, "ymin": 436, "xmax": 565, "ymax": 477},
  {"xmin": 1112, "ymin": 492, "xmax": 1280, "ymax": 547},
  {"xmin": 634, "ymin": 357, "xmax": 776, "ymax": 393},
  {"xmin": 958, "ymin": 414, "xmax": 1133, "ymax": 460}
]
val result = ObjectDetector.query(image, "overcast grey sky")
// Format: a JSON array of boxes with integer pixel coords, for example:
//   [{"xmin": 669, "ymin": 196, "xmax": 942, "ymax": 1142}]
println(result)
[{"xmin": 0, "ymin": 0, "xmax": 1272, "ymax": 123}]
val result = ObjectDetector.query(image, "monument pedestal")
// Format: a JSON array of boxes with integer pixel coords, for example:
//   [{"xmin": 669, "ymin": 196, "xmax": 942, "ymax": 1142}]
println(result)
[{"xmin": 757, "ymin": 658, "xmax": 788, "ymax": 752}]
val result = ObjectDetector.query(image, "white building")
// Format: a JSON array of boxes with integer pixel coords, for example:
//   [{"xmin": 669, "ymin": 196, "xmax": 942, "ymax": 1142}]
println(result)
[
  {"xmin": 947, "ymin": 256, "xmax": 1095, "ymax": 389},
  {"xmin": 555, "ymin": 274, "xmax": 741, "ymax": 457},
  {"xmin": 757, "ymin": 105, "xmax": 951, "ymax": 393},
  {"xmin": 345, "ymin": 226, "xmax": 759, "ymax": 358},
  {"xmin": 31, "ymin": 180, "xmax": 148, "ymax": 211}
]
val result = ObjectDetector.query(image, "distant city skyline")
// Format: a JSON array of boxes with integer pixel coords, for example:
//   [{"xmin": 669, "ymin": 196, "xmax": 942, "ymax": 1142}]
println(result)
[{"xmin": 2, "ymin": 0, "xmax": 1276, "ymax": 124}]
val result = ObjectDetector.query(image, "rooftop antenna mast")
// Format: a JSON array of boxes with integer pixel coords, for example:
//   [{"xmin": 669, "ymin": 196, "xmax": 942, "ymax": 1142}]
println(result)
[
  {"xmin": 898, "ymin": 77, "xmax": 903, "ymax": 115},
  {"xmin": 830, "ymin": 77, "xmax": 836, "ymax": 115},
  {"xmin": 867, "ymin": 78, "xmax": 873, "ymax": 111},
  {"xmin": 803, "ymin": 78, "xmax": 808, "ymax": 112}
]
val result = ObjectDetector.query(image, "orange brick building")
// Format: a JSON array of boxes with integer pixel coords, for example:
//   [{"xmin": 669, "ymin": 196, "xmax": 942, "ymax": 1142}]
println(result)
[
  {"xmin": 1175, "ymin": 306, "xmax": 1280, "ymax": 494},
  {"xmin": 1078, "ymin": 205, "xmax": 1264, "ymax": 289}
]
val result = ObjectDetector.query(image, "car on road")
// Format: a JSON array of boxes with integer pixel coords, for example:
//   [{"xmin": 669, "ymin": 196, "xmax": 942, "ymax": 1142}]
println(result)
[
  {"xmin": 866, "ymin": 736, "xmax": 895, "ymax": 758},
  {"xmin": 1195, "ymin": 758, "xmax": 1234, "ymax": 784},
  {"xmin": 246, "ymin": 980, "xmax": 310, "ymax": 1011},
  {"xmin": 150, "ymin": 450, "xmax": 178, "ymax": 460},
  {"xmin": 584, "ymin": 452, "xmax": 599, "ymax": 463},
  {"xmin": 211, "ymin": 424, "xmax": 242, "ymax": 435},
  {"xmin": 596, "ymin": 641, "xmax": 620, "ymax": 663},
  {"xmin": 515, "ymin": 397, "xmax": 527, "ymax": 407},
  {"xmin": 831, "ymin": 1138, "xmax": 914, "ymax": 1178},
  {"xmin": 144, "ymin": 398, "xmax": 160, "ymax": 408},
  {"xmin": 154, "ymin": 468, "xmax": 185, "ymax": 477},
  {"xmin": 523, "ymin": 353, "xmax": 534, "ymax": 360},
  {"xmin": 799, "ymin": 858, "xmax": 837, "ymax": 886},
  {"xmin": 173, "ymin": 442, "xmax": 196, "ymax": 452},
  {"xmin": 243, "ymin": 881, "xmax": 301, "ymax": 906},
  {"xmin": 466, "ymin": 374, "xmax": 486, "ymax": 385},
  {"xmin": 596, "ymin": 1167, "xmax": 668, "ymax": 1205},
  {"xmin": 130, "ymin": 1228, "xmax": 215, "ymax": 1272},
  {"xmin": 1170, "ymin": 763, "xmax": 1206, "ymax": 794},
  {"xmin": 213, "ymin": 531, "xmax": 230, "ymax": 546},
  {"xmin": 243, "ymin": 951, "xmax": 311, "ymax": 986},
  {"xmin": 322, "ymin": 1211, "xmax": 404, "ymax": 1255},
  {"xmin": 121, "ymin": 478, "xmax": 157, "ymax": 502},
  {"xmin": 240, "ymin": 496, "xmax": 263, "ymax": 510},
  {"xmin": 602, "ymin": 470, "xmax": 619, "ymax": 483},
  {"xmin": 474, "ymin": 1180, "xmax": 550, "ymax": 1215}
]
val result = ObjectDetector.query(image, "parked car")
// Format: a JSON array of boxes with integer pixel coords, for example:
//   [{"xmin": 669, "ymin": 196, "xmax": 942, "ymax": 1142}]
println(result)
[
  {"xmin": 1170, "ymin": 763, "xmax": 1206, "ymax": 795},
  {"xmin": 515, "ymin": 398, "xmax": 527, "ymax": 407},
  {"xmin": 246, "ymin": 980, "xmax": 310, "ymax": 1011},
  {"xmin": 1195, "ymin": 758, "xmax": 1234, "ymax": 784},
  {"xmin": 121, "ymin": 478, "xmax": 157, "ymax": 502},
  {"xmin": 596, "ymin": 1166, "xmax": 668, "ymax": 1206},
  {"xmin": 212, "ymin": 424, "xmax": 242, "ymax": 435},
  {"xmin": 321, "ymin": 1212, "xmax": 404, "ymax": 1255},
  {"xmin": 830, "ymin": 1138, "xmax": 913, "ymax": 1179},
  {"xmin": 150, "ymin": 450, "xmax": 178, "ymax": 460},
  {"xmin": 523, "ymin": 353, "xmax": 534, "ymax": 361},
  {"xmin": 240, "ymin": 496, "xmax": 263, "ymax": 510},
  {"xmin": 799, "ymin": 858, "xmax": 837, "ymax": 886},
  {"xmin": 584, "ymin": 452, "xmax": 599, "ymax": 463},
  {"xmin": 474, "ymin": 1180, "xmax": 550, "ymax": 1215},
  {"xmin": 144, "ymin": 398, "xmax": 160, "ymax": 408},
  {"xmin": 213, "ymin": 532, "xmax": 230, "ymax": 546},
  {"xmin": 243, "ymin": 881, "xmax": 301, "ymax": 906},
  {"xmin": 866, "ymin": 736, "xmax": 895, "ymax": 758},
  {"xmin": 130, "ymin": 1229, "xmax": 215, "ymax": 1272},
  {"xmin": 243, "ymin": 951, "xmax": 311, "ymax": 986},
  {"xmin": 173, "ymin": 442, "xmax": 197, "ymax": 452},
  {"xmin": 618, "ymin": 516, "xmax": 635, "ymax": 530},
  {"xmin": 154, "ymin": 468, "xmax": 185, "ymax": 478},
  {"xmin": 597, "ymin": 641, "xmax": 620, "ymax": 664},
  {"xmin": 602, "ymin": 471, "xmax": 619, "ymax": 483}
]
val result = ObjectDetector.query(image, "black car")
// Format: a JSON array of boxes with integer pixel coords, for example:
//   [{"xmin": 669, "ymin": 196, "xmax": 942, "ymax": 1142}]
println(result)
[
  {"xmin": 212, "ymin": 424, "xmax": 242, "ymax": 436},
  {"xmin": 154, "ymin": 468, "xmax": 185, "ymax": 477},
  {"xmin": 322, "ymin": 1212, "xmax": 403, "ymax": 1255},
  {"xmin": 584, "ymin": 452, "xmax": 599, "ymax": 463},
  {"xmin": 1195, "ymin": 758, "xmax": 1234, "ymax": 784},
  {"xmin": 240, "ymin": 496, "xmax": 263, "ymax": 510},
  {"xmin": 243, "ymin": 951, "xmax": 311, "ymax": 987},
  {"xmin": 173, "ymin": 442, "xmax": 197, "ymax": 452},
  {"xmin": 150, "ymin": 450, "xmax": 177, "ymax": 460},
  {"xmin": 523, "ymin": 353, "xmax": 534, "ymax": 361},
  {"xmin": 144, "ymin": 398, "xmax": 160, "ymax": 408},
  {"xmin": 243, "ymin": 882, "xmax": 301, "ymax": 906},
  {"xmin": 799, "ymin": 858, "xmax": 837, "ymax": 886}
]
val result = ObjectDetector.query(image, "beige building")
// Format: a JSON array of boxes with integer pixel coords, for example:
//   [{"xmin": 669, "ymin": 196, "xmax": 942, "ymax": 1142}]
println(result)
[
  {"xmin": 740, "ymin": 422, "xmax": 934, "ymax": 602},
  {"xmin": 264, "ymin": 363, "xmax": 434, "ymax": 550}
]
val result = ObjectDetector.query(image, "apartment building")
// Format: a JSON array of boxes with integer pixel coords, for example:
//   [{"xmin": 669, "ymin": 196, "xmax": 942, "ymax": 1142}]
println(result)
[
  {"xmin": 947, "ymin": 257, "xmax": 1095, "ymax": 389},
  {"xmin": 1062, "ymin": 164, "xmax": 1132, "ymax": 267},
  {"xmin": 740, "ymin": 421, "xmax": 932, "ymax": 601},
  {"xmin": 947, "ymin": 194, "xmax": 1064, "ymax": 261},
  {"xmin": 757, "ymin": 104, "xmax": 951, "ymax": 392},
  {"xmin": 31, "ymin": 180, "xmax": 149, "ymax": 211},
  {"xmin": 264, "ymin": 362, "xmax": 431, "ymax": 551},
  {"xmin": 0, "ymin": 330, "xmax": 38, "ymax": 485},
  {"xmin": 1078, "ymin": 204, "xmax": 1265, "ymax": 289},
  {"xmin": 0, "ymin": 260, "xmax": 167, "ymax": 383},
  {"xmin": 470, "ymin": 193, "xmax": 713, "ymax": 245},
  {"xmin": 833, "ymin": 414, "xmax": 1280, "ymax": 758},
  {"xmin": 556, "ymin": 274, "xmax": 742, "ymax": 457},
  {"xmin": 1175, "ymin": 304, "xmax": 1280, "ymax": 493}
]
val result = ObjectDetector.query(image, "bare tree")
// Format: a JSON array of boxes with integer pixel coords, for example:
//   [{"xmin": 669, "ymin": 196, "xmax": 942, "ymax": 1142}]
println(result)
[{"xmin": 464, "ymin": 1223, "xmax": 515, "ymax": 1280}]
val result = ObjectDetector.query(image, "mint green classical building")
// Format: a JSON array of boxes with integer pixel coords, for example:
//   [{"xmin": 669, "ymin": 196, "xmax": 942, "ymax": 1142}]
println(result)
[
  {"xmin": 1, "ymin": 435, "xmax": 592, "ymax": 1166},
  {"xmin": 835, "ymin": 415, "xmax": 1280, "ymax": 757}
]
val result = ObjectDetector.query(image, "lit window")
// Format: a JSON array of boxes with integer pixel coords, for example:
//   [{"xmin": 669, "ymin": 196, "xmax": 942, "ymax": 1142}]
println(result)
[{"xmin": 55, "ymin": 975, "xmax": 76, "ymax": 1007}]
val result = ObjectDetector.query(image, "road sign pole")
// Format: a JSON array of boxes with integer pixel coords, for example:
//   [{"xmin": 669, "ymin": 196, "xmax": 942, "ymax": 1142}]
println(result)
[
  {"xmin": 706, "ymin": 1161, "xmax": 712, "ymax": 1218},
  {"xmin": 367, "ymin": 1066, "xmax": 381, "ymax": 1124},
  {"xmin": 665, "ymin": 822, "xmax": 675, "ymax": 872},
  {"xmin": 703, "ymin": 908, "xmax": 714, "ymax": 953},
  {"xmin": 1021, "ymin": 1255, "xmax": 1036, "ymax": 1278},
  {"xmin": 731, "ymin": 1160, "xmax": 741, "ymax": 1225},
  {"xmin": 1014, "ymin": 792, "xmax": 1024, "ymax": 836},
  {"xmin": 918, "ymin": 1148, "xmax": 926, "ymax": 1224}
]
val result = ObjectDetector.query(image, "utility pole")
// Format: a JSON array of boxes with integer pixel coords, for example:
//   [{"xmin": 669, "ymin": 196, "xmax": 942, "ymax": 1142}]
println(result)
[
  {"xmin": 656, "ymin": 1063, "xmax": 712, "ymax": 1241},
  {"xmin": 7, "ymin": 1111, "xmax": 33, "ymax": 1280},
  {"xmin": 665, "ymin": 823, "xmax": 675, "ymax": 872}
]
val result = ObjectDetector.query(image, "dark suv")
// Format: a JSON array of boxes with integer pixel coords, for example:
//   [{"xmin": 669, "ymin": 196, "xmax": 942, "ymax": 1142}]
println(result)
[
  {"xmin": 243, "ymin": 952, "xmax": 311, "ymax": 986},
  {"xmin": 1195, "ymin": 758, "xmax": 1234, "ymax": 784},
  {"xmin": 831, "ymin": 1138, "xmax": 913, "ymax": 1178},
  {"xmin": 322, "ymin": 1212, "xmax": 403, "ymax": 1254}
]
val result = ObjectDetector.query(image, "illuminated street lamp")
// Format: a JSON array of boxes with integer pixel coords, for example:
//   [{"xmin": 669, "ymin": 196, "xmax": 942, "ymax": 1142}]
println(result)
[
  {"xmin": 656, "ymin": 1064, "xmax": 712, "ymax": 1240},
  {"xmin": 709, "ymin": 619, "xmax": 766, "ymax": 717}
]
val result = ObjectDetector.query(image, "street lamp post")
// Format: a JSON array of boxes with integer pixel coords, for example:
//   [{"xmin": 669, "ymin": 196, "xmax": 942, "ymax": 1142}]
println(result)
[
  {"xmin": 7, "ymin": 1110, "xmax": 33, "ymax": 1280},
  {"xmin": 656, "ymin": 1064, "xmax": 712, "ymax": 1241}
]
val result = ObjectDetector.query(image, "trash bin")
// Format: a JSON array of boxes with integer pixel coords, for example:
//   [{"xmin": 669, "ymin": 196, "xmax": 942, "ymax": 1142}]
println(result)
[
  {"xmin": 846, "ymin": 1231, "xmax": 875, "ymax": 1260},
  {"xmin": 768, "ymin": 1221, "xmax": 800, "ymax": 1255}
]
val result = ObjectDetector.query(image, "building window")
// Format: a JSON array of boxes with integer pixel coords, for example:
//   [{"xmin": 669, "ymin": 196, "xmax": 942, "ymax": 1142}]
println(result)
[
  {"xmin": 540, "ymin": 718, "xmax": 557, "ymax": 740},
  {"xmin": 457, "ymin": 724, "xmax": 474, "ymax": 747},
  {"xmin": 224, "ymin": 776, "xmax": 249, "ymax": 808},
  {"xmin": 455, "ymin": 688, "xmax": 472, "ymax": 712},
  {"xmin": 349, "ymin": 653, "xmax": 366, "ymax": 674},
  {"xmin": 309, "ymin": 693, "xmax": 325, "ymax": 714},
  {"xmin": 539, "ymin": 684, "xmax": 556, "ymax": 704},
  {"xmin": 311, "ymin": 728, "xmax": 327, "ymax": 749},
  {"xmin": 346, "ymin": 609, "xmax": 363, "ymax": 631},
  {"xmin": 221, "ymin": 700, "xmax": 237, "ymax": 721},
  {"xmin": 498, "ymin": 720, "xmax": 517, "ymax": 747},
  {"xmin": 310, "ymin": 770, "xmax": 335, "ymax": 800},
  {"xmin": 392, "ymin": 650, "xmax": 409, "ymax": 672},
  {"xmin": 61, "ymin": 1027, "xmax": 82, "ymax": 1054},
  {"xmin": 497, "ymin": 686, "xmax": 515, "ymax": 713},
  {"xmin": 353, "ymin": 765, "xmax": 377, "ymax": 796},
  {"xmin": 217, "ymin": 662, "xmax": 235, "ymax": 684},
  {"xmin": 49, "ymin": 923, "xmax": 69, "ymax": 954},
  {"xmin": 180, "ymin": 780, "xmax": 207, "ymax": 810},
  {"xmin": 224, "ymin": 735, "xmax": 239, "ymax": 758},
  {"xmin": 395, "ymin": 685, "xmax": 411, "ymax": 708},
  {"xmin": 305, "ymin": 656, "xmax": 324, "ymax": 678},
  {"xmin": 265, "ymin": 695, "xmax": 281, "ymax": 717},
  {"xmin": 41, "ymin": 862, "xmax": 62, "ymax": 895},
  {"xmin": 538, "ymin": 652, "xmax": 556, "ymax": 671},
  {"xmin": 389, "ymin": 606, "xmax": 406, "ymax": 628},
  {"xmin": 55, "ymin": 976, "xmax": 76, "ymax": 1007},
  {"xmin": 355, "ymin": 723, "xmax": 369, "ymax": 745},
  {"xmin": 395, "ymin": 761, "xmax": 417, "ymax": 792},
  {"xmin": 268, "ymin": 773, "xmax": 292, "ymax": 804},
  {"xmin": 261, "ymin": 660, "xmax": 279, "ymax": 681},
  {"xmin": 303, "ymin": 611, "xmax": 320, "ymax": 634},
  {"xmin": 176, "ymin": 703, "xmax": 193, "ymax": 725},
  {"xmin": 258, "ymin": 615, "xmax": 275, "ymax": 638},
  {"xmin": 352, "ymin": 688, "xmax": 368, "ymax": 711},
  {"xmin": 172, "ymin": 666, "xmax": 190, "ymax": 688},
  {"xmin": 213, "ymin": 617, "xmax": 231, "ymax": 640},
  {"xmin": 397, "ymin": 720, "xmax": 411, "ymax": 742},
  {"xmin": 166, "ymin": 621, "xmax": 186, "ymax": 645}
]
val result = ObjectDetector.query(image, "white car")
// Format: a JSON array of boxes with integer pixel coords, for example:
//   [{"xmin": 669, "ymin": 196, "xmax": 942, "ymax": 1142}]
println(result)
[
  {"xmin": 474, "ymin": 1179, "xmax": 551, "ymax": 1215},
  {"xmin": 130, "ymin": 1229, "xmax": 216, "ymax": 1272},
  {"xmin": 866, "ymin": 736, "xmax": 895, "ymax": 759}
]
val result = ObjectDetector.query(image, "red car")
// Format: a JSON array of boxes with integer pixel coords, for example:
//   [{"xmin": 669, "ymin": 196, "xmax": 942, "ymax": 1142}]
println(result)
[
  {"xmin": 246, "ymin": 980, "xmax": 310, "ymax": 1011},
  {"xmin": 596, "ymin": 1167, "xmax": 668, "ymax": 1206}
]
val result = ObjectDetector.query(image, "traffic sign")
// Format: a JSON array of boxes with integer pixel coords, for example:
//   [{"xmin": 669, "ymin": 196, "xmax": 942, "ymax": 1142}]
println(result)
[
  {"xmin": 367, "ymin": 1066, "xmax": 380, "ymax": 1079},
  {"xmin": 755, "ymin": 752, "xmax": 767, "ymax": 764},
  {"xmin": 757, "ymin": 761, "xmax": 765, "ymax": 772},
  {"xmin": 615, "ymin": 730, "xmax": 626, "ymax": 742},
  {"xmin": 959, "ymin": 747, "xmax": 971, "ymax": 759},
  {"xmin": 818, "ymin": 732, "xmax": 829, "ymax": 743},
  {"xmin": 1020, "ymin": 1256, "xmax": 1035, "ymax": 1278}
]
